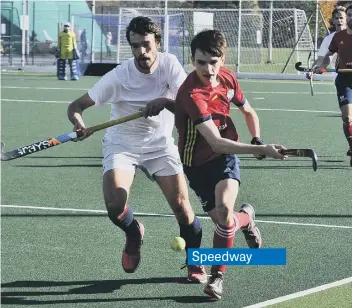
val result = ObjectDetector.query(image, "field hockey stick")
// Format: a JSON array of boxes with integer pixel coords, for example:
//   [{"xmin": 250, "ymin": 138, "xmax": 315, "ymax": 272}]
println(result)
[
  {"xmin": 307, "ymin": 52, "xmax": 314, "ymax": 96},
  {"xmin": 1, "ymin": 111, "xmax": 143, "ymax": 161},
  {"xmin": 279, "ymin": 148, "xmax": 318, "ymax": 171},
  {"xmin": 295, "ymin": 62, "xmax": 352, "ymax": 74}
]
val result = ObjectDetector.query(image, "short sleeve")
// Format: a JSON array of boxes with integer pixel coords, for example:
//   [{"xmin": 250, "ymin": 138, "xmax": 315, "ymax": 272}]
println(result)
[
  {"xmin": 230, "ymin": 74, "xmax": 245, "ymax": 107},
  {"xmin": 88, "ymin": 68, "xmax": 121, "ymax": 107},
  {"xmin": 318, "ymin": 34, "xmax": 332, "ymax": 57},
  {"xmin": 167, "ymin": 54, "xmax": 187, "ymax": 99},
  {"xmin": 181, "ymin": 92, "xmax": 211, "ymax": 125},
  {"xmin": 328, "ymin": 34, "xmax": 338, "ymax": 53}
]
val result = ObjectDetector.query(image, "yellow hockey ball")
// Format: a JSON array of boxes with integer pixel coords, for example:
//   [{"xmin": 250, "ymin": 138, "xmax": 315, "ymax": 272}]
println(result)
[{"xmin": 170, "ymin": 237, "xmax": 186, "ymax": 252}]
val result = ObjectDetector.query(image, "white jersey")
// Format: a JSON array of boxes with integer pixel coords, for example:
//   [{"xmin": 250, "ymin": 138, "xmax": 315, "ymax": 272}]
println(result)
[
  {"xmin": 318, "ymin": 32, "xmax": 337, "ymax": 69},
  {"xmin": 88, "ymin": 52, "xmax": 187, "ymax": 153}
]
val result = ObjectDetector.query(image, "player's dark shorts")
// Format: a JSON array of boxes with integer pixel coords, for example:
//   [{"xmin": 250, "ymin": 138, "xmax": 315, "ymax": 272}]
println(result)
[
  {"xmin": 183, "ymin": 154, "xmax": 240, "ymax": 213},
  {"xmin": 335, "ymin": 74, "xmax": 352, "ymax": 107}
]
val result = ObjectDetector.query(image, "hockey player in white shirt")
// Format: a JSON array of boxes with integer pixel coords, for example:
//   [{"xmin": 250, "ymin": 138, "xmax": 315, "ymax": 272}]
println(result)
[{"xmin": 67, "ymin": 16, "xmax": 207, "ymax": 283}]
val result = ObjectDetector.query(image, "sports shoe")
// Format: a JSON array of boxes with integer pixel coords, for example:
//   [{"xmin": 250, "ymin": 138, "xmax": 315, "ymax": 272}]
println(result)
[
  {"xmin": 121, "ymin": 220, "xmax": 144, "ymax": 273},
  {"xmin": 186, "ymin": 265, "xmax": 208, "ymax": 283},
  {"xmin": 239, "ymin": 203, "xmax": 263, "ymax": 248},
  {"xmin": 203, "ymin": 271, "xmax": 224, "ymax": 300}
]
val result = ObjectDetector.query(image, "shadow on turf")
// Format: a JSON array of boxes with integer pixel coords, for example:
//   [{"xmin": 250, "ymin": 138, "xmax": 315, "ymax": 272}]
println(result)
[
  {"xmin": 316, "ymin": 114, "xmax": 341, "ymax": 118},
  {"xmin": 1, "ymin": 278, "xmax": 215, "ymax": 305},
  {"xmin": 1, "ymin": 296, "xmax": 215, "ymax": 305}
]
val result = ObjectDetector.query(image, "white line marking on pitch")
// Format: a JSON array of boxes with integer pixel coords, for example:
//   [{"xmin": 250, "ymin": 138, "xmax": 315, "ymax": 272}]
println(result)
[
  {"xmin": 254, "ymin": 219, "xmax": 352, "ymax": 229},
  {"xmin": 231, "ymin": 107, "xmax": 340, "ymax": 114},
  {"xmin": 1, "ymin": 205, "xmax": 352, "ymax": 229},
  {"xmin": 1, "ymin": 98, "xmax": 70, "ymax": 104},
  {"xmin": 243, "ymin": 276, "xmax": 352, "ymax": 308},
  {"xmin": 2, "ymin": 99, "xmax": 340, "ymax": 114},
  {"xmin": 250, "ymin": 91, "xmax": 335, "ymax": 94},
  {"xmin": 2, "ymin": 86, "xmax": 88, "ymax": 91},
  {"xmin": 238, "ymin": 79, "xmax": 335, "ymax": 85}
]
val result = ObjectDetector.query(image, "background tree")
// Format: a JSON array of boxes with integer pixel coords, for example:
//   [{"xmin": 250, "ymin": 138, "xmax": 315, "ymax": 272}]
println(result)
[{"xmin": 319, "ymin": 0, "xmax": 338, "ymax": 31}]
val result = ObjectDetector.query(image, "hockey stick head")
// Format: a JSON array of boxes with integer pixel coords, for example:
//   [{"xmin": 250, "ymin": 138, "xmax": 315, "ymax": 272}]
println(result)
[
  {"xmin": 300, "ymin": 149, "xmax": 318, "ymax": 171},
  {"xmin": 295, "ymin": 62, "xmax": 309, "ymax": 72},
  {"xmin": 279, "ymin": 148, "xmax": 318, "ymax": 171},
  {"xmin": 1, "ymin": 141, "xmax": 20, "ymax": 161},
  {"xmin": 1, "ymin": 141, "xmax": 5, "ymax": 158},
  {"xmin": 0, "ymin": 141, "xmax": 7, "ymax": 161}
]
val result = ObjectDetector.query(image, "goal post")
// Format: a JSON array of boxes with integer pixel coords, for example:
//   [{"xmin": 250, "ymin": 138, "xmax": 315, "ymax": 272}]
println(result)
[{"xmin": 72, "ymin": 7, "xmax": 333, "ymax": 80}]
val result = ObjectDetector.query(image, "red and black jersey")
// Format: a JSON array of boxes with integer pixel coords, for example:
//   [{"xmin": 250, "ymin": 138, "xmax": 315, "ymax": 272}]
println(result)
[
  {"xmin": 175, "ymin": 66, "xmax": 246, "ymax": 167},
  {"xmin": 329, "ymin": 30, "xmax": 352, "ymax": 70}
]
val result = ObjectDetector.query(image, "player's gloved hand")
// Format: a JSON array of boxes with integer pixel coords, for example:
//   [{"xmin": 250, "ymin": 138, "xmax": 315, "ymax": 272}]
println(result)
[
  {"xmin": 263, "ymin": 144, "xmax": 287, "ymax": 160},
  {"xmin": 306, "ymin": 71, "xmax": 313, "ymax": 80},
  {"xmin": 142, "ymin": 98, "xmax": 168, "ymax": 118},
  {"xmin": 55, "ymin": 49, "xmax": 60, "ymax": 59},
  {"xmin": 251, "ymin": 137, "xmax": 266, "ymax": 160},
  {"xmin": 311, "ymin": 66, "xmax": 324, "ymax": 74},
  {"xmin": 73, "ymin": 121, "xmax": 93, "ymax": 141}
]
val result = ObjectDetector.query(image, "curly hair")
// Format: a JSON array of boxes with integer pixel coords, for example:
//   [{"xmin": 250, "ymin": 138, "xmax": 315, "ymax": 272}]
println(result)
[{"xmin": 126, "ymin": 16, "xmax": 162, "ymax": 45}]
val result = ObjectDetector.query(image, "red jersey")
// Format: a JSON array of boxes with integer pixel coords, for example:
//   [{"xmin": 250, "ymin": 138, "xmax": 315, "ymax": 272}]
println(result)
[
  {"xmin": 329, "ymin": 30, "xmax": 352, "ymax": 70},
  {"xmin": 175, "ymin": 66, "xmax": 245, "ymax": 167}
]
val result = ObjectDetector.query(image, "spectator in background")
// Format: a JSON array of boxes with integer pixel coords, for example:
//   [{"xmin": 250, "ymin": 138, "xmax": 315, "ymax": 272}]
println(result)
[
  {"xmin": 80, "ymin": 28, "xmax": 88, "ymax": 60},
  {"xmin": 105, "ymin": 31, "xmax": 112, "ymax": 57}
]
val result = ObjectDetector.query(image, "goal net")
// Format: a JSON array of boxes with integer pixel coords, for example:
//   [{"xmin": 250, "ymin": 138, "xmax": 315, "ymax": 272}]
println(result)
[
  {"xmin": 72, "ymin": 10, "xmax": 185, "ymax": 65},
  {"xmin": 72, "ymin": 8, "xmax": 315, "ymax": 79}
]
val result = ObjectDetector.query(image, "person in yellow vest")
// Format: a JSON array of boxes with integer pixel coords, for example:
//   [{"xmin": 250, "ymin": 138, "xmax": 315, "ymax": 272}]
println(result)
[{"xmin": 56, "ymin": 22, "xmax": 80, "ymax": 80}]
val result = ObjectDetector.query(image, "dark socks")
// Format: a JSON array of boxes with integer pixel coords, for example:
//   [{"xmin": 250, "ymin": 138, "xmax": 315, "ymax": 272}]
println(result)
[
  {"xmin": 343, "ymin": 122, "xmax": 352, "ymax": 149},
  {"xmin": 108, "ymin": 205, "xmax": 140, "ymax": 238},
  {"xmin": 179, "ymin": 216, "xmax": 202, "ymax": 262}
]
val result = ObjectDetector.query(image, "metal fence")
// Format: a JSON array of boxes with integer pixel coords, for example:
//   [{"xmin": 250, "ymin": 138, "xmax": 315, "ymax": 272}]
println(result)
[
  {"xmin": 1, "ymin": 1, "xmax": 93, "ymax": 66},
  {"xmin": 1, "ymin": 1, "xmax": 329, "ymax": 77}
]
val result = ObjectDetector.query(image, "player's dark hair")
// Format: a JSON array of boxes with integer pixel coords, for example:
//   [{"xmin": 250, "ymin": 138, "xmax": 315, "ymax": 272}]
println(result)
[
  {"xmin": 190, "ymin": 29, "xmax": 227, "ymax": 58},
  {"xmin": 126, "ymin": 16, "xmax": 162, "ymax": 45}
]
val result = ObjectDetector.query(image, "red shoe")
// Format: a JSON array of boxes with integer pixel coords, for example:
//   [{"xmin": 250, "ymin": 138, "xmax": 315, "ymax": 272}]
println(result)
[
  {"xmin": 121, "ymin": 221, "xmax": 144, "ymax": 273},
  {"xmin": 186, "ymin": 265, "xmax": 208, "ymax": 284}
]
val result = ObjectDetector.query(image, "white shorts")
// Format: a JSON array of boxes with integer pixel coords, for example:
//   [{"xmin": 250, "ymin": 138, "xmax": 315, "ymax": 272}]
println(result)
[{"xmin": 102, "ymin": 142, "xmax": 183, "ymax": 178}]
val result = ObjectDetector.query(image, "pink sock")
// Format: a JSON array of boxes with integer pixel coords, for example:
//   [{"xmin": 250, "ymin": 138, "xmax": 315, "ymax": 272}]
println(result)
[{"xmin": 233, "ymin": 212, "xmax": 250, "ymax": 230}]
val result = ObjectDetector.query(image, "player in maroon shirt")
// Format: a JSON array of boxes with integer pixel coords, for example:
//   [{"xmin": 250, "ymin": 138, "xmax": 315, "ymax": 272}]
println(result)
[
  {"xmin": 174, "ymin": 30, "xmax": 286, "ymax": 300},
  {"xmin": 316, "ymin": 4, "xmax": 352, "ymax": 166}
]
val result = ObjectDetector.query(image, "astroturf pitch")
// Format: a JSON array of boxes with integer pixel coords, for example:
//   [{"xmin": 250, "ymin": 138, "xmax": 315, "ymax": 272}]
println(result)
[{"xmin": 1, "ymin": 73, "xmax": 351, "ymax": 307}]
